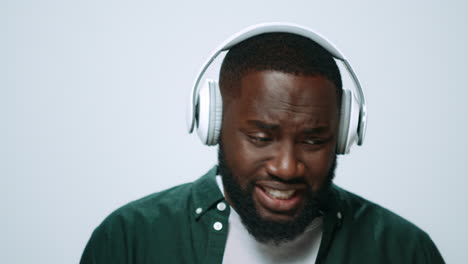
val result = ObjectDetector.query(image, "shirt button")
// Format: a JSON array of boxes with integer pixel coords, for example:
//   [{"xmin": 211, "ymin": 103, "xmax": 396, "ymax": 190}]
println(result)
[
  {"xmin": 217, "ymin": 202, "xmax": 226, "ymax": 211},
  {"xmin": 213, "ymin": 222, "xmax": 223, "ymax": 231},
  {"xmin": 337, "ymin": 211, "xmax": 342, "ymax": 220},
  {"xmin": 195, "ymin": 208, "xmax": 202, "ymax": 214}
]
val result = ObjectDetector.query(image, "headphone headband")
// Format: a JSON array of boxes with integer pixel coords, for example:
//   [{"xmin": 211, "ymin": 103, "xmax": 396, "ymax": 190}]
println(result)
[{"xmin": 186, "ymin": 22, "xmax": 367, "ymax": 146}]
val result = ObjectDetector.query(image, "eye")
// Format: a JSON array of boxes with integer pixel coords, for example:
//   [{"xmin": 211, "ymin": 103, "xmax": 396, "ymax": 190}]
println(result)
[
  {"xmin": 302, "ymin": 138, "xmax": 325, "ymax": 145},
  {"xmin": 247, "ymin": 134, "xmax": 272, "ymax": 146},
  {"xmin": 248, "ymin": 135, "xmax": 271, "ymax": 142}
]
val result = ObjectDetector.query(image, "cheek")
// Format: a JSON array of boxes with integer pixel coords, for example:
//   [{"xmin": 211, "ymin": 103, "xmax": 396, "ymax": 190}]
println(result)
[
  {"xmin": 303, "ymin": 148, "xmax": 335, "ymax": 191},
  {"xmin": 221, "ymin": 129, "xmax": 264, "ymax": 187}
]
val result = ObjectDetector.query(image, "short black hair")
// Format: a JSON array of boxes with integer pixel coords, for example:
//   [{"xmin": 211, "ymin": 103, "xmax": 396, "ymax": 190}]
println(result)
[{"xmin": 219, "ymin": 32, "xmax": 342, "ymax": 104}]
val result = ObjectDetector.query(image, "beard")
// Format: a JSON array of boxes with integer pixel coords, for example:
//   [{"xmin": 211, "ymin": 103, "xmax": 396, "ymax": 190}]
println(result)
[{"xmin": 217, "ymin": 141, "xmax": 337, "ymax": 245}]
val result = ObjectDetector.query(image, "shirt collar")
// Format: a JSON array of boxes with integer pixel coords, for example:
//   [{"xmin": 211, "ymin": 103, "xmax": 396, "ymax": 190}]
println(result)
[{"xmin": 191, "ymin": 166, "xmax": 225, "ymax": 220}]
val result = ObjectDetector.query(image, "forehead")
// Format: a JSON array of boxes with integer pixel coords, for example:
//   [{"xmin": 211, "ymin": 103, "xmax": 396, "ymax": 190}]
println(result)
[{"xmin": 226, "ymin": 70, "xmax": 339, "ymax": 126}]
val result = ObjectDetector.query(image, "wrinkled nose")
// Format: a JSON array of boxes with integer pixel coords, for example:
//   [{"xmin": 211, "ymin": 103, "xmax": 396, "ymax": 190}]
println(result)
[{"xmin": 265, "ymin": 143, "xmax": 305, "ymax": 181}]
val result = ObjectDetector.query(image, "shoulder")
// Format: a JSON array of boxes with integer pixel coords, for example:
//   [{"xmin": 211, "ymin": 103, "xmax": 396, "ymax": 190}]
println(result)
[
  {"xmin": 88, "ymin": 166, "xmax": 221, "ymax": 237},
  {"xmin": 80, "ymin": 167, "xmax": 222, "ymax": 263},
  {"xmin": 80, "ymin": 182, "xmax": 200, "ymax": 263},
  {"xmin": 100, "ymin": 182, "xmax": 195, "ymax": 231},
  {"xmin": 332, "ymin": 185, "xmax": 444, "ymax": 263},
  {"xmin": 335, "ymin": 185, "xmax": 422, "ymax": 233}
]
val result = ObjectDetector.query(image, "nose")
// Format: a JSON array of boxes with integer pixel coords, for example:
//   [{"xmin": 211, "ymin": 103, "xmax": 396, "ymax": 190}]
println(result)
[{"xmin": 265, "ymin": 142, "xmax": 305, "ymax": 181}]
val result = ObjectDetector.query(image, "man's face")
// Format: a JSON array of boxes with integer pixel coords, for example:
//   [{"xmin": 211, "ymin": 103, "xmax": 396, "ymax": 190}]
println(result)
[{"xmin": 219, "ymin": 70, "xmax": 339, "ymax": 243}]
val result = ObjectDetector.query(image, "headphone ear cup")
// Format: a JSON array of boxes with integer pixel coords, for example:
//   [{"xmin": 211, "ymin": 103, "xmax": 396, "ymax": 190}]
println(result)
[
  {"xmin": 196, "ymin": 79, "xmax": 222, "ymax": 145},
  {"xmin": 336, "ymin": 89, "xmax": 351, "ymax": 154},
  {"xmin": 207, "ymin": 80, "xmax": 223, "ymax": 145},
  {"xmin": 336, "ymin": 89, "xmax": 360, "ymax": 154}
]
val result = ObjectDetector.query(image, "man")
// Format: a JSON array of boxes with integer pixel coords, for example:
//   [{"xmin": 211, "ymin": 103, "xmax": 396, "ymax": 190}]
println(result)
[{"xmin": 80, "ymin": 24, "xmax": 445, "ymax": 263}]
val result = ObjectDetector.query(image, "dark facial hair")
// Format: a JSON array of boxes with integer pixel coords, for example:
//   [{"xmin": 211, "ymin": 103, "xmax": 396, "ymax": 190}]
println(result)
[{"xmin": 218, "ymin": 141, "xmax": 337, "ymax": 245}]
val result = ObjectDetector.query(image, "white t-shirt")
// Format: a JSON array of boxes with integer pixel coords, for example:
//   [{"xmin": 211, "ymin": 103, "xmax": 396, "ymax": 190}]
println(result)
[{"xmin": 216, "ymin": 176, "xmax": 323, "ymax": 264}]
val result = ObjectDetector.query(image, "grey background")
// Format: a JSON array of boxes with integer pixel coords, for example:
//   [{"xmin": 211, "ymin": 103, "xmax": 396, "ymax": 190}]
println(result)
[{"xmin": 2, "ymin": 0, "xmax": 467, "ymax": 263}]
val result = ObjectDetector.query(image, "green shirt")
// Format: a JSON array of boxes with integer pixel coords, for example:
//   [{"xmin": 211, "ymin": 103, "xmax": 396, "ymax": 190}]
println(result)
[{"xmin": 80, "ymin": 166, "xmax": 445, "ymax": 264}]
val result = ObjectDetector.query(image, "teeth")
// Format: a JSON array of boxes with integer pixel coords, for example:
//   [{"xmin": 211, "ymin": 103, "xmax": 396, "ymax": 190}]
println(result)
[{"xmin": 263, "ymin": 187, "xmax": 296, "ymax": 200}]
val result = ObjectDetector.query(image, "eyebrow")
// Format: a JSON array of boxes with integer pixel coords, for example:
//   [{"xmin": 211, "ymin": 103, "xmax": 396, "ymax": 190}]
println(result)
[
  {"xmin": 247, "ymin": 120, "xmax": 329, "ymax": 134},
  {"xmin": 246, "ymin": 120, "xmax": 280, "ymax": 131},
  {"xmin": 303, "ymin": 127, "xmax": 329, "ymax": 135}
]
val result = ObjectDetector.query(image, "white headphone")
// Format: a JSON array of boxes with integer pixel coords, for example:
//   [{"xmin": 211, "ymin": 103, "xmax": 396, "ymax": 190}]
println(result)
[{"xmin": 186, "ymin": 22, "xmax": 367, "ymax": 154}]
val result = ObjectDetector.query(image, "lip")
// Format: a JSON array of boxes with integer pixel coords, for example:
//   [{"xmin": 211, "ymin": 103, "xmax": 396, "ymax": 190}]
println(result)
[
  {"xmin": 253, "ymin": 182, "xmax": 305, "ymax": 215},
  {"xmin": 256, "ymin": 180, "xmax": 307, "ymax": 191}
]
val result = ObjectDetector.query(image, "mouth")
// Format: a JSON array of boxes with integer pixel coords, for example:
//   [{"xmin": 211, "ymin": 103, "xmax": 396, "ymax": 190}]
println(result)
[
  {"xmin": 263, "ymin": 187, "xmax": 296, "ymax": 200},
  {"xmin": 253, "ymin": 181, "xmax": 307, "ymax": 218}
]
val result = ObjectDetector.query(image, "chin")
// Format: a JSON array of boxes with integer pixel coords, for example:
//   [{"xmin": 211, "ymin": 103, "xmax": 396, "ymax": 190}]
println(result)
[
  {"xmin": 257, "ymin": 211, "xmax": 300, "ymax": 223},
  {"xmin": 253, "ymin": 200, "xmax": 306, "ymax": 223}
]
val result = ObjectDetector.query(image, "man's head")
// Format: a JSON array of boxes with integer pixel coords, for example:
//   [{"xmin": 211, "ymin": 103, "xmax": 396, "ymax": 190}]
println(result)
[{"xmin": 217, "ymin": 33, "xmax": 342, "ymax": 244}]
